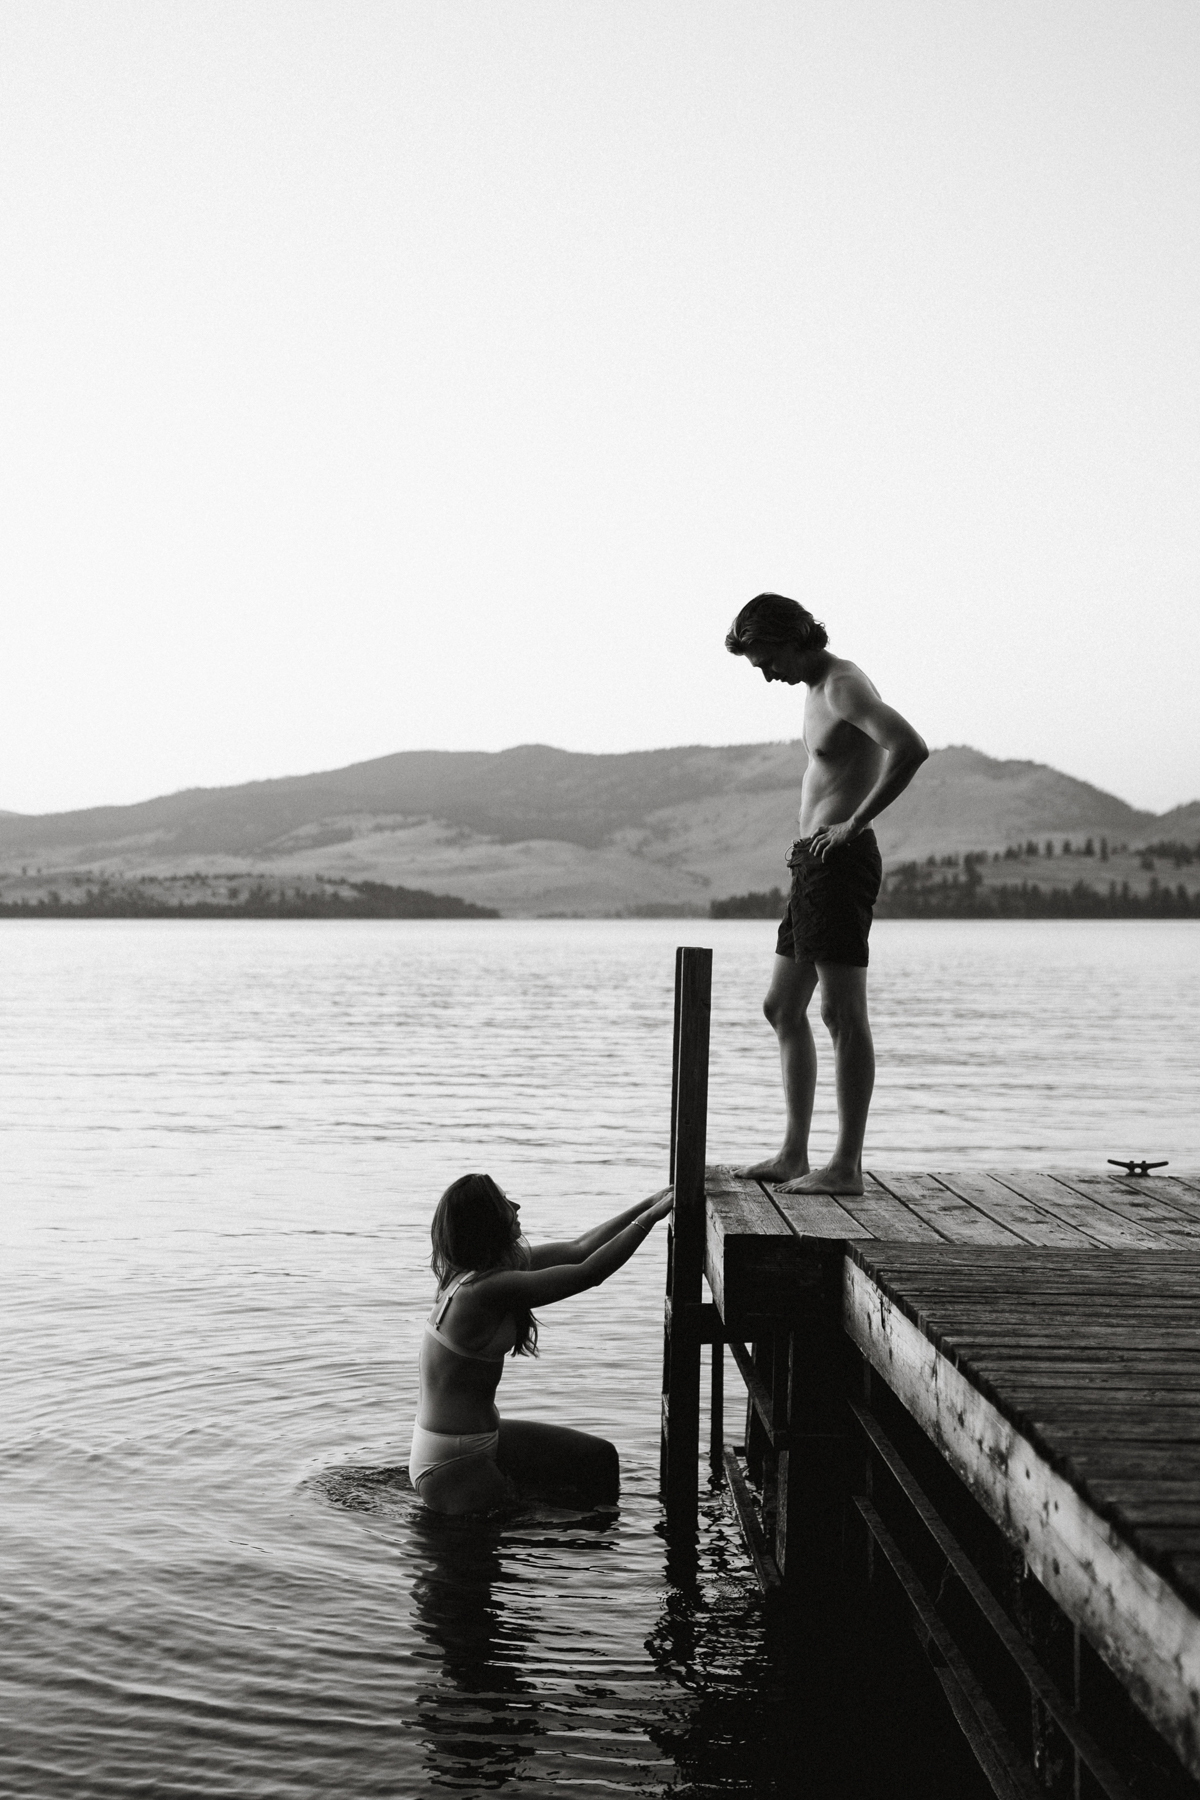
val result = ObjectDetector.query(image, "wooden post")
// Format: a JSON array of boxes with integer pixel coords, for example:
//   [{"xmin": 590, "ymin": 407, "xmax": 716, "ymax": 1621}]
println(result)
[
  {"xmin": 744, "ymin": 1340, "xmax": 772, "ymax": 1486},
  {"xmin": 669, "ymin": 950, "xmax": 683, "ymax": 1183},
  {"xmin": 661, "ymin": 945, "xmax": 712, "ymax": 1531},
  {"xmin": 709, "ymin": 1341, "xmax": 724, "ymax": 1470},
  {"xmin": 775, "ymin": 1257, "xmax": 845, "ymax": 1605}
]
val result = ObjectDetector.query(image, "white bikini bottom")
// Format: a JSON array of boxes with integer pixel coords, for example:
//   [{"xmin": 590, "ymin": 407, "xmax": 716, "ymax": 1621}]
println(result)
[{"xmin": 409, "ymin": 1422, "xmax": 501, "ymax": 1494}]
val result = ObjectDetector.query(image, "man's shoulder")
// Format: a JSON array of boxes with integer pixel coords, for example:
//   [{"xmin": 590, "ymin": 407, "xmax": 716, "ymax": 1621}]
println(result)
[{"xmin": 820, "ymin": 658, "xmax": 880, "ymax": 701}]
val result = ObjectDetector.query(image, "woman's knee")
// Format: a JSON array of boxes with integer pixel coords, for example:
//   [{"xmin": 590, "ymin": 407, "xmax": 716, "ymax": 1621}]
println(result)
[
  {"xmin": 498, "ymin": 1421, "xmax": 619, "ymax": 1501},
  {"xmin": 583, "ymin": 1435, "xmax": 620, "ymax": 1498}
]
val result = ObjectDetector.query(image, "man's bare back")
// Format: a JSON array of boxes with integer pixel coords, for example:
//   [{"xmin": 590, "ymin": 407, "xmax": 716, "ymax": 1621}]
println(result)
[{"xmin": 727, "ymin": 596, "xmax": 928, "ymax": 1193}]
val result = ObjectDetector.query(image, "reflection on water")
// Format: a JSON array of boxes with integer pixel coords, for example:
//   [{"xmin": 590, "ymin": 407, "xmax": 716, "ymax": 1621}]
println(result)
[
  {"xmin": 314, "ymin": 1463, "xmax": 880, "ymax": 1799},
  {"xmin": 0, "ymin": 919, "xmax": 1196, "ymax": 1795},
  {"xmin": 409, "ymin": 1512, "xmax": 546, "ymax": 1790}
]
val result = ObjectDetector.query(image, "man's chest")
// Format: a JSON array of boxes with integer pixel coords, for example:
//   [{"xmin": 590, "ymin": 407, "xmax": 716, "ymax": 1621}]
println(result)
[{"xmin": 803, "ymin": 691, "xmax": 857, "ymax": 762}]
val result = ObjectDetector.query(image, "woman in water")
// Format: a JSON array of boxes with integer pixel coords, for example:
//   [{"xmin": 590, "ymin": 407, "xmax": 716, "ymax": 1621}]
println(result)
[{"xmin": 409, "ymin": 1172, "xmax": 674, "ymax": 1513}]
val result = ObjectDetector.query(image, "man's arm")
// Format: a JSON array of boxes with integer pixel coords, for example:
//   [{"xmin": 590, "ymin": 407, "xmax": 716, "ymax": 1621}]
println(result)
[{"xmin": 809, "ymin": 671, "xmax": 928, "ymax": 858}]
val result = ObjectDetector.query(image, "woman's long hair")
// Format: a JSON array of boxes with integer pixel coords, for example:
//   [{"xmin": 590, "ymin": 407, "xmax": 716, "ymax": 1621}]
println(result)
[{"xmin": 430, "ymin": 1173, "xmax": 538, "ymax": 1357}]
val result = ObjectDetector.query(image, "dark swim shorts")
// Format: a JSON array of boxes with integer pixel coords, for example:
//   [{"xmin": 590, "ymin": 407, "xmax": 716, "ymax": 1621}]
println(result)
[{"xmin": 775, "ymin": 829, "xmax": 883, "ymax": 967}]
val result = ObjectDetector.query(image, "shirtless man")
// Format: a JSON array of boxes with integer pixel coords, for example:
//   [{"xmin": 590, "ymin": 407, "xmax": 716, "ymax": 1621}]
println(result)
[{"xmin": 726, "ymin": 593, "xmax": 928, "ymax": 1195}]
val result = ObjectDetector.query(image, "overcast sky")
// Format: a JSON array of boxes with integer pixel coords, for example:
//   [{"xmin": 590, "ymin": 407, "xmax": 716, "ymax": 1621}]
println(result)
[{"xmin": 2, "ymin": 1, "xmax": 1197, "ymax": 816}]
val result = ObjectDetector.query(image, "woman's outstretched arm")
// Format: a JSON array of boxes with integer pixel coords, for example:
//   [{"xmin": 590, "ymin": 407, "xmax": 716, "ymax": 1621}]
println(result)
[
  {"xmin": 474, "ymin": 1189, "xmax": 674, "ymax": 1312},
  {"xmin": 526, "ymin": 1188, "xmax": 673, "ymax": 1270}
]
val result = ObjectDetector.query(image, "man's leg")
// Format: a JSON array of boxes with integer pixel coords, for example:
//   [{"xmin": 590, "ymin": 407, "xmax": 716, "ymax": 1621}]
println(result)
[
  {"xmin": 783, "ymin": 962, "xmax": 873, "ymax": 1195},
  {"xmin": 738, "ymin": 954, "xmax": 819, "ymax": 1182}
]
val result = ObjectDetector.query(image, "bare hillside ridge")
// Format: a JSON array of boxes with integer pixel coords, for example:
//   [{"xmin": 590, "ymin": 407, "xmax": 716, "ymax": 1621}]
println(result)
[
  {"xmin": 0, "ymin": 742, "xmax": 801, "ymax": 859},
  {"xmin": 0, "ymin": 743, "xmax": 1188, "ymax": 917}
]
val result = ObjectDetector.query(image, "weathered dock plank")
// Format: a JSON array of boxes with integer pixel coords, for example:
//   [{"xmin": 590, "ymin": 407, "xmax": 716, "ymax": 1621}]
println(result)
[
  {"xmin": 703, "ymin": 1166, "xmax": 818, "ymax": 1328},
  {"xmin": 986, "ymin": 1172, "xmax": 1170, "ymax": 1248},
  {"xmin": 1092, "ymin": 1189, "xmax": 1200, "ymax": 1245},
  {"xmin": 845, "ymin": 1244, "xmax": 1200, "ymax": 1780},
  {"xmin": 1055, "ymin": 1173, "xmax": 1200, "ymax": 1245},
  {"xmin": 694, "ymin": 1153, "xmax": 1200, "ymax": 1791},
  {"xmin": 704, "ymin": 1168, "xmax": 1200, "ymax": 1288},
  {"xmin": 840, "ymin": 1175, "xmax": 944, "ymax": 1242},
  {"xmin": 931, "ymin": 1169, "xmax": 1098, "ymax": 1246},
  {"xmin": 767, "ymin": 1186, "xmax": 873, "ymax": 1242},
  {"xmin": 868, "ymin": 1172, "xmax": 1027, "ymax": 1243},
  {"xmin": 1139, "ymin": 1182, "xmax": 1200, "ymax": 1228},
  {"xmin": 1158, "ymin": 1175, "xmax": 1200, "ymax": 1212}
]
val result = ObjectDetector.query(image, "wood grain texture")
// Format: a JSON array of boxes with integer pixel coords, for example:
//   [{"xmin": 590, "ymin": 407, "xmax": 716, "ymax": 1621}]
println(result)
[
  {"xmin": 847, "ymin": 1247, "xmax": 1200, "ymax": 1582},
  {"xmin": 844, "ymin": 1249, "xmax": 1200, "ymax": 1779},
  {"xmin": 701, "ymin": 1166, "xmax": 1198, "ymax": 1336},
  {"xmin": 1053, "ymin": 1174, "xmax": 1200, "ymax": 1246},
  {"xmin": 1095, "ymin": 1175, "xmax": 1200, "ymax": 1227},
  {"xmin": 987, "ymin": 1172, "xmax": 1166, "ymax": 1248},
  {"xmin": 703, "ymin": 1164, "xmax": 816, "ymax": 1327},
  {"xmin": 931, "ymin": 1170, "xmax": 1098, "ymax": 1247},
  {"xmin": 1160, "ymin": 1175, "xmax": 1200, "ymax": 1212},
  {"xmin": 842, "ymin": 1175, "xmax": 943, "ymax": 1241},
  {"xmin": 868, "ymin": 1172, "xmax": 1026, "ymax": 1244},
  {"xmin": 707, "ymin": 1168, "xmax": 1195, "ymax": 1258},
  {"xmin": 764, "ymin": 1184, "xmax": 873, "ymax": 1242}
]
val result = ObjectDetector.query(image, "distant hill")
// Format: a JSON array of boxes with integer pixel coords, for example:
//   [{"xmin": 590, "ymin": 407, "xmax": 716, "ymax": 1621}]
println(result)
[
  {"xmin": 0, "ymin": 743, "xmax": 800, "ymax": 855},
  {"xmin": 0, "ymin": 743, "xmax": 1190, "ymax": 917},
  {"xmin": 1156, "ymin": 800, "xmax": 1200, "ymax": 840},
  {"xmin": 874, "ymin": 746, "xmax": 1157, "ymax": 856}
]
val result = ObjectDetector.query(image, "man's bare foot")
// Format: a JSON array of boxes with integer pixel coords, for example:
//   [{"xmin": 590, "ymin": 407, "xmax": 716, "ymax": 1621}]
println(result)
[
  {"xmin": 778, "ymin": 1163, "xmax": 864, "ymax": 1196},
  {"xmin": 736, "ymin": 1152, "xmax": 810, "ymax": 1183}
]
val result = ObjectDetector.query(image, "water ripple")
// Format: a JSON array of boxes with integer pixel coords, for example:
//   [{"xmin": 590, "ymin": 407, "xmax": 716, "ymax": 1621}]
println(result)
[{"xmin": 1, "ymin": 919, "xmax": 1197, "ymax": 1795}]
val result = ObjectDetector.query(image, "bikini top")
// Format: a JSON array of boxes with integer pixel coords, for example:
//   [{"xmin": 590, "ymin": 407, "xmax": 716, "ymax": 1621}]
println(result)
[{"xmin": 423, "ymin": 1270, "xmax": 511, "ymax": 1364}]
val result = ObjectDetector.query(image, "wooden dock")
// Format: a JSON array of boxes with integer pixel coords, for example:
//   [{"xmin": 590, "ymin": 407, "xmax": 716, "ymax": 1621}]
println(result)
[{"xmin": 659, "ymin": 945, "xmax": 1200, "ymax": 1797}]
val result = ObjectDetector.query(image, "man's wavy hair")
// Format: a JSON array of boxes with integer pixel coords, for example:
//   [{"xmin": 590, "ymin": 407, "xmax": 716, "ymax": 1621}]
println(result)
[
  {"xmin": 430, "ymin": 1172, "xmax": 538, "ymax": 1356},
  {"xmin": 725, "ymin": 592, "xmax": 828, "ymax": 658}
]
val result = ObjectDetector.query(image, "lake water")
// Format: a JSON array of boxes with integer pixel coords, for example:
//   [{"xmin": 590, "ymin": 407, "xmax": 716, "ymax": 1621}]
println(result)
[{"xmin": 2, "ymin": 918, "xmax": 1198, "ymax": 1797}]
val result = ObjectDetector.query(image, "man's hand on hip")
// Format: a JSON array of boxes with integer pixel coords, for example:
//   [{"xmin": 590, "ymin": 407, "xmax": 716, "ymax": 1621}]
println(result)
[{"xmin": 807, "ymin": 819, "xmax": 861, "ymax": 861}]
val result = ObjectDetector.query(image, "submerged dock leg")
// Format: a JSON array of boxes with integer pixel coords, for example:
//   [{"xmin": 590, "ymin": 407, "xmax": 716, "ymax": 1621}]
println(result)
[
  {"xmin": 776, "ymin": 1260, "xmax": 846, "ymax": 1604},
  {"xmin": 709, "ymin": 1340, "xmax": 724, "ymax": 1471},
  {"xmin": 660, "ymin": 945, "xmax": 711, "ymax": 1533}
]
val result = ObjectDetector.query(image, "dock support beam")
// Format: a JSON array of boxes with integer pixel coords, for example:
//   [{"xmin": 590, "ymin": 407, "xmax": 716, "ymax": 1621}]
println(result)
[{"xmin": 661, "ymin": 945, "xmax": 712, "ymax": 1533}]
